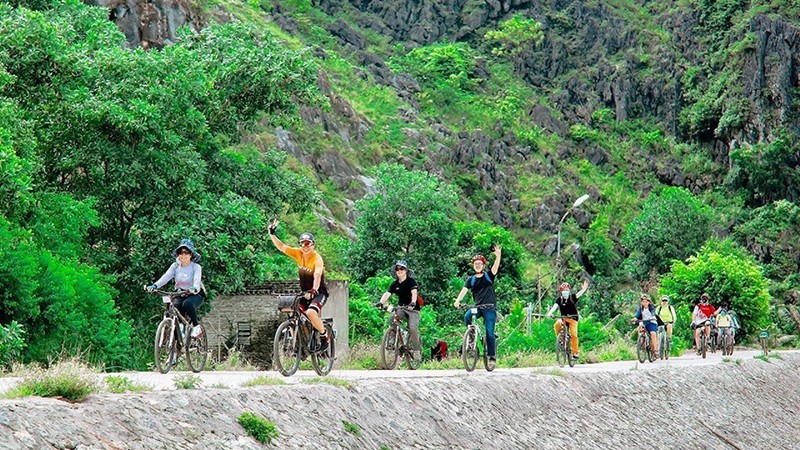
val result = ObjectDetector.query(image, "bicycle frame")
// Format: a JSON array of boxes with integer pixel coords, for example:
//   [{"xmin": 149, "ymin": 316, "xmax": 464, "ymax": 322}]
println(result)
[
  {"xmin": 461, "ymin": 306, "xmax": 492, "ymax": 372},
  {"xmin": 636, "ymin": 320, "xmax": 657, "ymax": 363},
  {"xmin": 551, "ymin": 315, "xmax": 577, "ymax": 368},
  {"xmin": 273, "ymin": 294, "xmax": 335, "ymax": 377},
  {"xmin": 379, "ymin": 304, "xmax": 419, "ymax": 370},
  {"xmin": 152, "ymin": 290, "xmax": 208, "ymax": 374}
]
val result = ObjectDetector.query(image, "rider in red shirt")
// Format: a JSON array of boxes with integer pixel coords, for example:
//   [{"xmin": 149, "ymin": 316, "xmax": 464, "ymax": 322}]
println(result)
[{"xmin": 691, "ymin": 293, "xmax": 716, "ymax": 351}]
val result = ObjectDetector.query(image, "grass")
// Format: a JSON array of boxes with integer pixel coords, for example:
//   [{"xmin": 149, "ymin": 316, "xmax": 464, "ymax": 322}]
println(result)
[
  {"xmin": 1, "ymin": 358, "xmax": 100, "ymax": 402},
  {"xmin": 530, "ymin": 367, "xmax": 567, "ymax": 377},
  {"xmin": 241, "ymin": 376, "xmax": 287, "ymax": 387},
  {"xmin": 209, "ymin": 350, "xmax": 258, "ymax": 372},
  {"xmin": 104, "ymin": 375, "xmax": 152, "ymax": 393},
  {"xmin": 343, "ymin": 420, "xmax": 362, "ymax": 436},
  {"xmin": 302, "ymin": 377, "xmax": 354, "ymax": 388},
  {"xmin": 174, "ymin": 373, "xmax": 203, "ymax": 389},
  {"xmin": 238, "ymin": 412, "xmax": 279, "ymax": 444}
]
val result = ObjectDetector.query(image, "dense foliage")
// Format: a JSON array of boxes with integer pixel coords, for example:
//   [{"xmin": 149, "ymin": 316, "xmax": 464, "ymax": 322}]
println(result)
[
  {"xmin": 622, "ymin": 187, "xmax": 714, "ymax": 278},
  {"xmin": 0, "ymin": 0, "xmax": 322, "ymax": 366}
]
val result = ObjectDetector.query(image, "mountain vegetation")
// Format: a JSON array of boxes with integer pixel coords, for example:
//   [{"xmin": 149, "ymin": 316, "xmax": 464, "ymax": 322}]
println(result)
[{"xmin": 0, "ymin": 0, "xmax": 798, "ymax": 368}]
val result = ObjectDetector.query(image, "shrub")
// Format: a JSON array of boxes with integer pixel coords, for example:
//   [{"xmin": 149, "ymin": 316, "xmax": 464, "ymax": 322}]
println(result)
[
  {"xmin": 5, "ymin": 358, "xmax": 100, "ymax": 402},
  {"xmin": 173, "ymin": 373, "xmax": 202, "ymax": 389},
  {"xmin": 238, "ymin": 412, "xmax": 278, "ymax": 444},
  {"xmin": 104, "ymin": 375, "xmax": 151, "ymax": 393}
]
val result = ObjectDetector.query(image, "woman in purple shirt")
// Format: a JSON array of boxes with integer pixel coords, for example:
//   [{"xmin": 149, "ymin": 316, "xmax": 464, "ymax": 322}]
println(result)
[{"xmin": 146, "ymin": 239, "xmax": 207, "ymax": 338}]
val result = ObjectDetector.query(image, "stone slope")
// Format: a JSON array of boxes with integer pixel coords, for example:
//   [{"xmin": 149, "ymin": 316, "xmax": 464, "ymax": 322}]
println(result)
[{"xmin": 0, "ymin": 354, "xmax": 798, "ymax": 449}]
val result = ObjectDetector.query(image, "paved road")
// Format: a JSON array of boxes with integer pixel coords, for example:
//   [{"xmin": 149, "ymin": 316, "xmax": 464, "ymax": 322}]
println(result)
[{"xmin": 3, "ymin": 348, "xmax": 789, "ymax": 393}]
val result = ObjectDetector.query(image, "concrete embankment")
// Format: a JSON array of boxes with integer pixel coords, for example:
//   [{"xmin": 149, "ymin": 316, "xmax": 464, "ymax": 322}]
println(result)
[{"xmin": 0, "ymin": 353, "xmax": 798, "ymax": 449}]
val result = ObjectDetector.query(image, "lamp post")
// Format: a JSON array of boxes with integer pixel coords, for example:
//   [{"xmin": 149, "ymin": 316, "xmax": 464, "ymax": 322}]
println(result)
[{"xmin": 556, "ymin": 194, "xmax": 590, "ymax": 285}]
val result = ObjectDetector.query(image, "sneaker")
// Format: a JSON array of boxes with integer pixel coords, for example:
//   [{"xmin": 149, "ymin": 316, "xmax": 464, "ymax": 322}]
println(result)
[
  {"xmin": 412, "ymin": 350, "xmax": 421, "ymax": 361},
  {"xmin": 316, "ymin": 332, "xmax": 329, "ymax": 353},
  {"xmin": 487, "ymin": 357, "xmax": 496, "ymax": 371},
  {"xmin": 190, "ymin": 325, "xmax": 203, "ymax": 338},
  {"xmin": 572, "ymin": 354, "xmax": 579, "ymax": 360}
]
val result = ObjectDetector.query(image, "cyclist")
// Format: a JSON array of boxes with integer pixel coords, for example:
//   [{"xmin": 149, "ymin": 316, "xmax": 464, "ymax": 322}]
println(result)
[
  {"xmin": 546, "ymin": 278, "xmax": 589, "ymax": 361},
  {"xmin": 715, "ymin": 302, "xmax": 739, "ymax": 345},
  {"xmin": 656, "ymin": 295, "xmax": 677, "ymax": 343},
  {"xmin": 691, "ymin": 293, "xmax": 716, "ymax": 353},
  {"xmin": 634, "ymin": 294, "xmax": 659, "ymax": 356},
  {"xmin": 453, "ymin": 245, "xmax": 502, "ymax": 370},
  {"xmin": 145, "ymin": 239, "xmax": 207, "ymax": 338},
  {"xmin": 269, "ymin": 219, "xmax": 329, "ymax": 352},
  {"xmin": 378, "ymin": 260, "xmax": 422, "ymax": 361}
]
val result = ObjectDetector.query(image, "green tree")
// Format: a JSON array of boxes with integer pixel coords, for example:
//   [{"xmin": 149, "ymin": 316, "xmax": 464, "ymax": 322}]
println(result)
[
  {"xmin": 484, "ymin": 14, "xmax": 544, "ymax": 56},
  {"xmin": 660, "ymin": 239, "xmax": 770, "ymax": 340},
  {"xmin": 726, "ymin": 134, "xmax": 800, "ymax": 207},
  {"xmin": 348, "ymin": 164, "xmax": 459, "ymax": 301},
  {"xmin": 622, "ymin": 187, "xmax": 713, "ymax": 278}
]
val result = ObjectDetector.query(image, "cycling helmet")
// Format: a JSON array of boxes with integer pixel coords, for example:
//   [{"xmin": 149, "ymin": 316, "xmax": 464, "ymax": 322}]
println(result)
[
  {"xmin": 298, "ymin": 232, "xmax": 315, "ymax": 245},
  {"xmin": 559, "ymin": 282, "xmax": 571, "ymax": 291},
  {"xmin": 640, "ymin": 293, "xmax": 651, "ymax": 301},
  {"xmin": 471, "ymin": 255, "xmax": 487, "ymax": 264},
  {"xmin": 700, "ymin": 292, "xmax": 710, "ymax": 302}
]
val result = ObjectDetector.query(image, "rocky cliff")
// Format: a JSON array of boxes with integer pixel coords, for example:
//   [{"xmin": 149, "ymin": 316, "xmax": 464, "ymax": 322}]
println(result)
[{"xmin": 1, "ymin": 354, "xmax": 798, "ymax": 449}]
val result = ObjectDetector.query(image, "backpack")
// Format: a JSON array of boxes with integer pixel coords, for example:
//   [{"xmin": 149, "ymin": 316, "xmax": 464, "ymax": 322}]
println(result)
[
  {"xmin": 430, "ymin": 340, "xmax": 448, "ymax": 361},
  {"xmin": 469, "ymin": 272, "xmax": 493, "ymax": 288}
]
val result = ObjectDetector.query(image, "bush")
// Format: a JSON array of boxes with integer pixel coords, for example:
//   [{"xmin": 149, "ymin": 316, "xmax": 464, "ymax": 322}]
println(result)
[
  {"xmin": 238, "ymin": 412, "xmax": 278, "ymax": 444},
  {"xmin": 0, "ymin": 321, "xmax": 25, "ymax": 369},
  {"xmin": 5, "ymin": 358, "xmax": 100, "ymax": 402}
]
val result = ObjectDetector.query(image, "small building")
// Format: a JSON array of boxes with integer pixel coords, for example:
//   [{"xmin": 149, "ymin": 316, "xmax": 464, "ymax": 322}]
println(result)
[{"xmin": 202, "ymin": 280, "xmax": 349, "ymax": 369}]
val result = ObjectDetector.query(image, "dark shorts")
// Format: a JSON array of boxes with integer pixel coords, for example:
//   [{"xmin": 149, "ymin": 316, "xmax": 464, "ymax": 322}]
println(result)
[
  {"xmin": 299, "ymin": 292, "xmax": 327, "ymax": 314},
  {"xmin": 642, "ymin": 321, "xmax": 658, "ymax": 333}
]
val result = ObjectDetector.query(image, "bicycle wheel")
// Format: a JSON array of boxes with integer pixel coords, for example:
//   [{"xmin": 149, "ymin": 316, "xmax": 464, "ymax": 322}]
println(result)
[
  {"xmin": 760, "ymin": 337, "xmax": 769, "ymax": 356},
  {"xmin": 700, "ymin": 334, "xmax": 707, "ymax": 359},
  {"xmin": 709, "ymin": 331, "xmax": 716, "ymax": 353},
  {"xmin": 555, "ymin": 333, "xmax": 566, "ymax": 368},
  {"xmin": 154, "ymin": 319, "xmax": 175, "ymax": 374},
  {"xmin": 658, "ymin": 332, "xmax": 666, "ymax": 360},
  {"xmin": 381, "ymin": 325, "xmax": 400, "ymax": 370},
  {"xmin": 567, "ymin": 337, "xmax": 576, "ymax": 368},
  {"xmin": 273, "ymin": 320, "xmax": 301, "ymax": 376},
  {"xmin": 647, "ymin": 337, "xmax": 657, "ymax": 363},
  {"xmin": 663, "ymin": 334, "xmax": 670, "ymax": 360},
  {"xmin": 462, "ymin": 327, "xmax": 479, "ymax": 372},
  {"xmin": 311, "ymin": 323, "xmax": 335, "ymax": 376},
  {"xmin": 482, "ymin": 334, "xmax": 494, "ymax": 372},
  {"xmin": 403, "ymin": 332, "xmax": 421, "ymax": 370},
  {"xmin": 636, "ymin": 335, "xmax": 647, "ymax": 363},
  {"xmin": 185, "ymin": 323, "xmax": 208, "ymax": 373},
  {"xmin": 726, "ymin": 334, "xmax": 734, "ymax": 356}
]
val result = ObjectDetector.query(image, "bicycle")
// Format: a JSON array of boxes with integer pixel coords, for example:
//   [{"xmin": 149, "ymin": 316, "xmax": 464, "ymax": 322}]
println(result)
[
  {"xmin": 273, "ymin": 293, "xmax": 335, "ymax": 377},
  {"xmin": 150, "ymin": 289, "xmax": 208, "ymax": 374},
  {"xmin": 377, "ymin": 303, "xmax": 421, "ymax": 370},
  {"xmin": 657, "ymin": 324, "xmax": 670, "ymax": 360},
  {"xmin": 694, "ymin": 320, "xmax": 711, "ymax": 358},
  {"xmin": 537, "ymin": 314, "xmax": 578, "ymax": 368},
  {"xmin": 708, "ymin": 322, "xmax": 718, "ymax": 354},
  {"xmin": 636, "ymin": 320, "xmax": 657, "ymax": 363},
  {"xmin": 460, "ymin": 305, "xmax": 494, "ymax": 372},
  {"xmin": 718, "ymin": 327, "xmax": 735, "ymax": 356}
]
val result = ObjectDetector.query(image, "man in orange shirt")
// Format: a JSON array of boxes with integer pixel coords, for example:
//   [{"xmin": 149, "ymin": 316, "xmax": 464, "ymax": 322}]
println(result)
[{"xmin": 269, "ymin": 219, "xmax": 329, "ymax": 352}]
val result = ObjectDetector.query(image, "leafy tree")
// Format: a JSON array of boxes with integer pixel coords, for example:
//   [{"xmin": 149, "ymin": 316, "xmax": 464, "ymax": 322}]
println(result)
[
  {"xmin": 0, "ymin": 321, "xmax": 25, "ymax": 368},
  {"xmin": 660, "ymin": 239, "xmax": 770, "ymax": 340},
  {"xmin": 732, "ymin": 200, "xmax": 800, "ymax": 281},
  {"xmin": 348, "ymin": 164, "xmax": 459, "ymax": 301},
  {"xmin": 622, "ymin": 187, "xmax": 713, "ymax": 278},
  {"xmin": 583, "ymin": 212, "xmax": 620, "ymax": 275},
  {"xmin": 484, "ymin": 14, "xmax": 544, "ymax": 57},
  {"xmin": 392, "ymin": 42, "xmax": 476, "ymax": 92},
  {"xmin": 726, "ymin": 133, "xmax": 800, "ymax": 206}
]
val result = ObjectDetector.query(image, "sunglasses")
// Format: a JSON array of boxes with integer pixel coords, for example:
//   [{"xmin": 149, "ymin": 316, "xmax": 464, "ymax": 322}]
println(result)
[
  {"xmin": 395, "ymin": 267, "xmax": 407, "ymax": 271},
  {"xmin": 300, "ymin": 241, "xmax": 314, "ymax": 247}
]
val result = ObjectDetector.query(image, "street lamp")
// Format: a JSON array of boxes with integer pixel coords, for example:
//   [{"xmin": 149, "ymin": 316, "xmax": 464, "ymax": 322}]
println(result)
[{"xmin": 556, "ymin": 194, "xmax": 590, "ymax": 285}]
